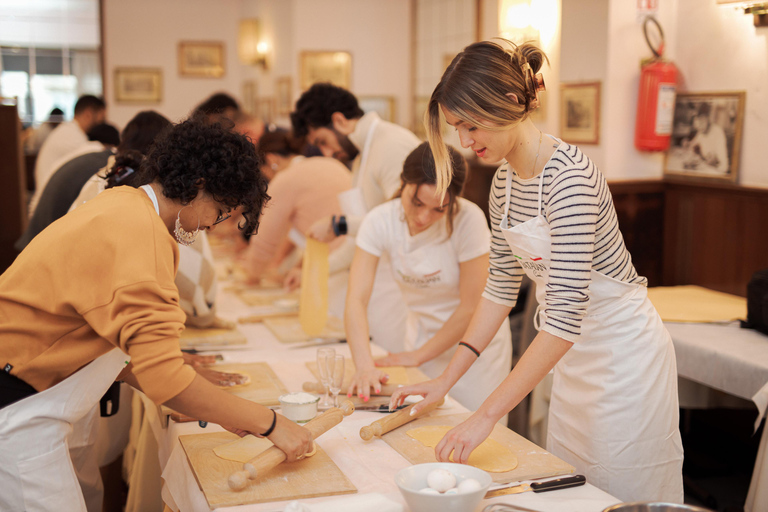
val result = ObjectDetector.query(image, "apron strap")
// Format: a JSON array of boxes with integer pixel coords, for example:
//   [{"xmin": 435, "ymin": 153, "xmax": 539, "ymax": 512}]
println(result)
[
  {"xmin": 536, "ymin": 167, "xmax": 545, "ymax": 216},
  {"xmin": 140, "ymin": 185, "xmax": 160, "ymax": 215},
  {"xmin": 503, "ymin": 165, "xmax": 512, "ymax": 228}
]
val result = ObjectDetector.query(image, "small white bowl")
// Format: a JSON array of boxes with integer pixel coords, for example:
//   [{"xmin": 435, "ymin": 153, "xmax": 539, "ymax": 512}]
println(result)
[
  {"xmin": 278, "ymin": 393, "xmax": 320, "ymax": 423},
  {"xmin": 395, "ymin": 462, "xmax": 492, "ymax": 512}
]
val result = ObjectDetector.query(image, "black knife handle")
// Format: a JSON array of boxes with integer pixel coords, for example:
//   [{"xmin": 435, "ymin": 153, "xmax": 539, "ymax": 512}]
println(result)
[{"xmin": 530, "ymin": 474, "xmax": 586, "ymax": 492}]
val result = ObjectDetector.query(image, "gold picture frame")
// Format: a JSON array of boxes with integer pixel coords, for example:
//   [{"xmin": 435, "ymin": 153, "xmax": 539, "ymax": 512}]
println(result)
[
  {"xmin": 560, "ymin": 82, "xmax": 601, "ymax": 145},
  {"xmin": 178, "ymin": 41, "xmax": 225, "ymax": 78},
  {"xmin": 257, "ymin": 97, "xmax": 276, "ymax": 124},
  {"xmin": 358, "ymin": 96, "xmax": 396, "ymax": 123},
  {"xmin": 114, "ymin": 68, "xmax": 162, "ymax": 103},
  {"xmin": 275, "ymin": 76, "xmax": 292, "ymax": 116},
  {"xmin": 299, "ymin": 51, "xmax": 351, "ymax": 91},
  {"xmin": 664, "ymin": 91, "xmax": 745, "ymax": 183},
  {"xmin": 242, "ymin": 81, "xmax": 258, "ymax": 116}
]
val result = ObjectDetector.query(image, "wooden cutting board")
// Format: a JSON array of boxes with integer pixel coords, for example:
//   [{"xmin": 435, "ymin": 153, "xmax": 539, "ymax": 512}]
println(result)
[
  {"xmin": 180, "ymin": 432, "xmax": 356, "ymax": 508},
  {"xmin": 179, "ymin": 327, "xmax": 247, "ymax": 348},
  {"xmin": 236, "ymin": 287, "xmax": 300, "ymax": 308},
  {"xmin": 306, "ymin": 359, "xmax": 429, "ymax": 390},
  {"xmin": 211, "ymin": 362, "xmax": 289, "ymax": 406},
  {"xmin": 647, "ymin": 285, "xmax": 747, "ymax": 323},
  {"xmin": 382, "ymin": 413, "xmax": 574, "ymax": 485},
  {"xmin": 264, "ymin": 316, "xmax": 345, "ymax": 344}
]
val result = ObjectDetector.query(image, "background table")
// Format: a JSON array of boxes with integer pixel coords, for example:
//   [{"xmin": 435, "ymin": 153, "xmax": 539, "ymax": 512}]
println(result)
[{"xmin": 665, "ymin": 321, "xmax": 768, "ymax": 512}]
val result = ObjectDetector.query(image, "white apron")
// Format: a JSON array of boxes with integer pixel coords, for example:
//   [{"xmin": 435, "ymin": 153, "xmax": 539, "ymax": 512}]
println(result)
[
  {"xmin": 0, "ymin": 348, "xmax": 130, "ymax": 512},
  {"xmin": 339, "ymin": 118, "xmax": 408, "ymax": 353},
  {"xmin": 390, "ymin": 211, "xmax": 512, "ymax": 413},
  {"xmin": 498, "ymin": 156, "xmax": 683, "ymax": 503}
]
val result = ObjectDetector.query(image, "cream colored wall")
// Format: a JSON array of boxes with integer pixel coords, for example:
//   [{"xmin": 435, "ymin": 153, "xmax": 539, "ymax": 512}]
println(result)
[
  {"xmin": 103, "ymin": 0, "xmax": 412, "ymax": 130},
  {"xmin": 673, "ymin": 0, "xmax": 768, "ymax": 187}
]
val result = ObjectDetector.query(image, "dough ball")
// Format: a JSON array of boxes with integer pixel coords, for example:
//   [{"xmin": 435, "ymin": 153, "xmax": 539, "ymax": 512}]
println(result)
[
  {"xmin": 419, "ymin": 487, "xmax": 441, "ymax": 495},
  {"xmin": 427, "ymin": 468, "xmax": 456, "ymax": 492},
  {"xmin": 444, "ymin": 487, "xmax": 459, "ymax": 495},
  {"xmin": 457, "ymin": 478, "xmax": 482, "ymax": 493}
]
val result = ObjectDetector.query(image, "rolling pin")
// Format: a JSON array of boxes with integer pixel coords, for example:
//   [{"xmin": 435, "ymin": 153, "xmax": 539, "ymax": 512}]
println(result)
[
  {"xmin": 359, "ymin": 398, "xmax": 444, "ymax": 441},
  {"xmin": 228, "ymin": 400, "xmax": 355, "ymax": 491},
  {"xmin": 302, "ymin": 380, "xmax": 401, "ymax": 397}
]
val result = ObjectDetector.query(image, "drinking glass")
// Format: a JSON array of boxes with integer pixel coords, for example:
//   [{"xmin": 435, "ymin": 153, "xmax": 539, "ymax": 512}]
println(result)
[
  {"xmin": 316, "ymin": 347, "xmax": 336, "ymax": 408},
  {"xmin": 328, "ymin": 354, "xmax": 345, "ymax": 408}
]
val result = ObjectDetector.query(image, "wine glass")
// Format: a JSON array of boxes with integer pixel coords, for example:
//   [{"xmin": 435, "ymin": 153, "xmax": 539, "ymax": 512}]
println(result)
[
  {"xmin": 328, "ymin": 354, "xmax": 345, "ymax": 408},
  {"xmin": 316, "ymin": 347, "xmax": 336, "ymax": 408}
]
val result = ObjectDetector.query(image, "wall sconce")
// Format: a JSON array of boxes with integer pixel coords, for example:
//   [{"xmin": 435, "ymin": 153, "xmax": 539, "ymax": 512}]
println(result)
[
  {"xmin": 238, "ymin": 19, "xmax": 269, "ymax": 69},
  {"xmin": 498, "ymin": 0, "xmax": 558, "ymax": 49},
  {"xmin": 717, "ymin": 0, "xmax": 768, "ymax": 27}
]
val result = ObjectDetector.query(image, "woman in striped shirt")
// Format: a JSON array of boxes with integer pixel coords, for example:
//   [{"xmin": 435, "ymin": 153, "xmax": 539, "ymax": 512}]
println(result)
[{"xmin": 391, "ymin": 40, "xmax": 683, "ymax": 503}]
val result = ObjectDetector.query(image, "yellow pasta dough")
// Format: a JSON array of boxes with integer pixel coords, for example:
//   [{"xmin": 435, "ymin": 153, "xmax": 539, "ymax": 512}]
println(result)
[
  {"xmin": 215, "ymin": 371, "xmax": 251, "ymax": 389},
  {"xmin": 213, "ymin": 435, "xmax": 317, "ymax": 463},
  {"xmin": 299, "ymin": 239, "xmax": 330, "ymax": 337},
  {"xmin": 406, "ymin": 425, "xmax": 518, "ymax": 472}
]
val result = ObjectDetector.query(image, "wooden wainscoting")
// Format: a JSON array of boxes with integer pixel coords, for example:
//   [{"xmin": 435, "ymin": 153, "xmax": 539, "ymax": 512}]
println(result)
[{"xmin": 662, "ymin": 179, "xmax": 768, "ymax": 297}]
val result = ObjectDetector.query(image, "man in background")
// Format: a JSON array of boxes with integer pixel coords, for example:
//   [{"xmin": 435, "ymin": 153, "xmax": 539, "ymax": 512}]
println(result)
[{"xmin": 29, "ymin": 95, "xmax": 106, "ymax": 215}]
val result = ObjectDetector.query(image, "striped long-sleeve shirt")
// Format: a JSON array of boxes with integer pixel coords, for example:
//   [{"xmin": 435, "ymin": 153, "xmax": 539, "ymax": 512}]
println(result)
[{"xmin": 482, "ymin": 140, "xmax": 646, "ymax": 342}]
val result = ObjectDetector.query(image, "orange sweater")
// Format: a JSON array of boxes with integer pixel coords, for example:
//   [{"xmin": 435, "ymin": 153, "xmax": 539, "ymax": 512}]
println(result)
[{"xmin": 0, "ymin": 187, "xmax": 195, "ymax": 404}]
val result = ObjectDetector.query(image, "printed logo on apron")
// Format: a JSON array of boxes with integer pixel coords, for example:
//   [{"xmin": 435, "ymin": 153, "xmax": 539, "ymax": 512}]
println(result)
[{"xmin": 396, "ymin": 269, "xmax": 442, "ymax": 288}]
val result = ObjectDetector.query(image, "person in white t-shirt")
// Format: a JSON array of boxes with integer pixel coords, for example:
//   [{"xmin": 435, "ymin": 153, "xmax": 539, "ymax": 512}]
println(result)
[{"xmin": 346, "ymin": 142, "xmax": 512, "ymax": 412}]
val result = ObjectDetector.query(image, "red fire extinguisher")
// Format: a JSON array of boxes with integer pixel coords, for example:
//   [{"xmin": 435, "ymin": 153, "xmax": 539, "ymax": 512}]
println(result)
[{"xmin": 634, "ymin": 17, "xmax": 678, "ymax": 152}]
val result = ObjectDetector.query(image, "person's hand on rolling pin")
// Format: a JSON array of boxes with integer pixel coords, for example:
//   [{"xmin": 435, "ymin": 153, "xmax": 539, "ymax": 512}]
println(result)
[
  {"xmin": 374, "ymin": 349, "xmax": 423, "ymax": 367},
  {"xmin": 283, "ymin": 265, "xmax": 302, "ymax": 291},
  {"xmin": 306, "ymin": 215, "xmax": 336, "ymax": 243},
  {"xmin": 223, "ymin": 414, "xmax": 314, "ymax": 462},
  {"xmin": 348, "ymin": 366, "xmax": 390, "ymax": 402},
  {"xmin": 435, "ymin": 412, "xmax": 495, "ymax": 465},
  {"xmin": 389, "ymin": 377, "xmax": 451, "ymax": 415}
]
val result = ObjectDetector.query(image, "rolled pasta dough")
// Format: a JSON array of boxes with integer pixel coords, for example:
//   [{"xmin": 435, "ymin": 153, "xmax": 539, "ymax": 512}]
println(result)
[{"xmin": 406, "ymin": 425, "xmax": 518, "ymax": 472}]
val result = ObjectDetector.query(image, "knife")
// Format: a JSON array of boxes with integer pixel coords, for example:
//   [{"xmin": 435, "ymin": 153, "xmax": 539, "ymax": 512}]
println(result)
[
  {"xmin": 484, "ymin": 474, "xmax": 586, "ymax": 498},
  {"xmin": 287, "ymin": 338, "xmax": 347, "ymax": 350}
]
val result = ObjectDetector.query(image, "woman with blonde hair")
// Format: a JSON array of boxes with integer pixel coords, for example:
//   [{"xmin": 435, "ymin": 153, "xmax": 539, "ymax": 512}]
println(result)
[{"xmin": 391, "ymin": 40, "xmax": 683, "ymax": 503}]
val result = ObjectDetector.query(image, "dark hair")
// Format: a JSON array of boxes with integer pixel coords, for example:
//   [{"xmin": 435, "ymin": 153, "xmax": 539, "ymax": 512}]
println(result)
[
  {"xmin": 258, "ymin": 128, "xmax": 304, "ymax": 157},
  {"xmin": 74, "ymin": 95, "xmax": 106, "ymax": 115},
  {"xmin": 697, "ymin": 102, "xmax": 711, "ymax": 117},
  {"xmin": 87, "ymin": 123, "xmax": 120, "ymax": 146},
  {"xmin": 105, "ymin": 111, "xmax": 172, "ymax": 188},
  {"xmin": 117, "ymin": 116, "xmax": 268, "ymax": 237},
  {"xmin": 290, "ymin": 83, "xmax": 364, "ymax": 137},
  {"xmin": 397, "ymin": 142, "xmax": 468, "ymax": 235},
  {"xmin": 194, "ymin": 93, "xmax": 240, "ymax": 116}
]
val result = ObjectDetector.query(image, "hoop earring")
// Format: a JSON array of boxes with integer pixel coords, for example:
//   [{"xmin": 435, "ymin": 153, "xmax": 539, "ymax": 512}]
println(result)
[{"xmin": 174, "ymin": 206, "xmax": 200, "ymax": 246}]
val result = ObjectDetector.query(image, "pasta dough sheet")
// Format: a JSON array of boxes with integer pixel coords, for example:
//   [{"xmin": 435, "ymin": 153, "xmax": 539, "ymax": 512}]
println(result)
[
  {"xmin": 216, "ymin": 372, "xmax": 251, "ymax": 389},
  {"xmin": 647, "ymin": 285, "xmax": 747, "ymax": 323},
  {"xmin": 214, "ymin": 435, "xmax": 273, "ymax": 463},
  {"xmin": 406, "ymin": 425, "xmax": 518, "ymax": 472},
  {"xmin": 299, "ymin": 239, "xmax": 329, "ymax": 336}
]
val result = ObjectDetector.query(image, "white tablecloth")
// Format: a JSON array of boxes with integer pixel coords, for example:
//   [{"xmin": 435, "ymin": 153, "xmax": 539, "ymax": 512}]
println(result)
[
  {"xmin": 665, "ymin": 321, "xmax": 768, "ymax": 512},
  {"xmin": 145, "ymin": 279, "xmax": 621, "ymax": 512}
]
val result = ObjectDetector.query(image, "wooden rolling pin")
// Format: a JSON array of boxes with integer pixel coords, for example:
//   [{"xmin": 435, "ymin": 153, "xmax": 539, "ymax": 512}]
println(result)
[
  {"xmin": 359, "ymin": 398, "xmax": 444, "ymax": 441},
  {"xmin": 228, "ymin": 400, "xmax": 355, "ymax": 491},
  {"xmin": 302, "ymin": 380, "xmax": 401, "ymax": 397}
]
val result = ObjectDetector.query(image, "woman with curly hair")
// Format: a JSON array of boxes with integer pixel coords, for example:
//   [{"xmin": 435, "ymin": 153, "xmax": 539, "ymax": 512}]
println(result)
[{"xmin": 0, "ymin": 117, "xmax": 313, "ymax": 511}]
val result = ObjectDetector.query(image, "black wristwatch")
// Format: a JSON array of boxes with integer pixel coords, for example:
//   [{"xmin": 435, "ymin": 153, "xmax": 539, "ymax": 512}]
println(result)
[{"xmin": 332, "ymin": 215, "xmax": 348, "ymax": 236}]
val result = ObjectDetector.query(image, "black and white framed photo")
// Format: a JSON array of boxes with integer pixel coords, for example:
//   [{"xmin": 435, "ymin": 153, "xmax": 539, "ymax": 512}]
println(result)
[{"xmin": 665, "ymin": 91, "xmax": 745, "ymax": 183}]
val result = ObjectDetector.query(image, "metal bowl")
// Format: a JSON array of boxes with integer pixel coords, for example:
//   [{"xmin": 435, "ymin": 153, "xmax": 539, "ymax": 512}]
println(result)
[{"xmin": 603, "ymin": 503, "xmax": 715, "ymax": 512}]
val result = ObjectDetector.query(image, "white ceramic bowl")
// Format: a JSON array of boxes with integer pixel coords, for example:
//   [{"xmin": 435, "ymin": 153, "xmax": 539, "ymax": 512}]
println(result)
[
  {"xmin": 278, "ymin": 393, "xmax": 320, "ymax": 423},
  {"xmin": 395, "ymin": 462, "xmax": 492, "ymax": 512}
]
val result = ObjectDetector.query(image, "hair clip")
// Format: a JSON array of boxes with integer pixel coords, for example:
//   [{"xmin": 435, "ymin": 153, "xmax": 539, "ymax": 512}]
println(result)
[
  {"xmin": 534, "ymin": 73, "xmax": 546, "ymax": 92},
  {"xmin": 114, "ymin": 166, "xmax": 135, "ymax": 184}
]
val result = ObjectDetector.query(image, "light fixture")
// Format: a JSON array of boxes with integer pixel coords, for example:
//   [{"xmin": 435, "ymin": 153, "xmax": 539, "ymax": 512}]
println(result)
[
  {"xmin": 238, "ymin": 19, "xmax": 269, "ymax": 69},
  {"xmin": 717, "ymin": 0, "xmax": 768, "ymax": 27},
  {"xmin": 498, "ymin": 0, "xmax": 558, "ymax": 49}
]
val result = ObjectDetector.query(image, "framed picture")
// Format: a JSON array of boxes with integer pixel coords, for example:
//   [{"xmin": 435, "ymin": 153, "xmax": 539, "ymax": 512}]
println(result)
[
  {"xmin": 664, "ymin": 91, "xmax": 745, "ymax": 183},
  {"xmin": 114, "ymin": 68, "xmax": 162, "ymax": 103},
  {"xmin": 257, "ymin": 97, "xmax": 276, "ymax": 124},
  {"xmin": 275, "ymin": 76, "xmax": 292, "ymax": 116},
  {"xmin": 299, "ymin": 51, "xmax": 351, "ymax": 91},
  {"xmin": 560, "ymin": 82, "xmax": 601, "ymax": 145},
  {"xmin": 242, "ymin": 81, "xmax": 258, "ymax": 116},
  {"xmin": 358, "ymin": 96, "xmax": 396, "ymax": 123},
  {"xmin": 178, "ymin": 41, "xmax": 225, "ymax": 78}
]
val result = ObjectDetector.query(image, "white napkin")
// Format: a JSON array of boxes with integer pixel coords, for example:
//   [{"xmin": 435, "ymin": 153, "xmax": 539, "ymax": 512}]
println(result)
[{"xmin": 282, "ymin": 493, "xmax": 403, "ymax": 512}]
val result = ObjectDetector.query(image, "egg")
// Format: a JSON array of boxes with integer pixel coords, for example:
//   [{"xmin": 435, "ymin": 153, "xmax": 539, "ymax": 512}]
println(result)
[
  {"xmin": 419, "ymin": 487, "xmax": 441, "ymax": 495},
  {"xmin": 427, "ymin": 468, "xmax": 457, "ymax": 492},
  {"xmin": 457, "ymin": 478, "xmax": 482, "ymax": 493},
  {"xmin": 444, "ymin": 487, "xmax": 460, "ymax": 495}
]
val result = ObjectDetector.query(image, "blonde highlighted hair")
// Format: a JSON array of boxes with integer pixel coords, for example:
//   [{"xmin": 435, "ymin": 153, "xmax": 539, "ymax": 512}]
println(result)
[{"xmin": 426, "ymin": 39, "xmax": 549, "ymax": 197}]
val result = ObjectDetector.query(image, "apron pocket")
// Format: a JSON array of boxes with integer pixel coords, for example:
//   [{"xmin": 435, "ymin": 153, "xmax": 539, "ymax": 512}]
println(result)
[{"xmin": 18, "ymin": 442, "xmax": 85, "ymax": 512}]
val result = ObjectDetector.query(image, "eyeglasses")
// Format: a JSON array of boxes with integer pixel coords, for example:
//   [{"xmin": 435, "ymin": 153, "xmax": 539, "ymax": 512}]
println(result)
[{"xmin": 212, "ymin": 210, "xmax": 232, "ymax": 226}]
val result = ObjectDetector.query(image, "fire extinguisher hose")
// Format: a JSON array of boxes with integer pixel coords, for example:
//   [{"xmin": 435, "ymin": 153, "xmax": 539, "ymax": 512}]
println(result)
[{"xmin": 643, "ymin": 16, "xmax": 665, "ymax": 58}]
